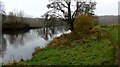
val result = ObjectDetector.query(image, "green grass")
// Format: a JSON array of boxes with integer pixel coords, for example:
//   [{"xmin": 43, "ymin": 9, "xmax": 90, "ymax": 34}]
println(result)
[
  {"xmin": 5, "ymin": 24, "xmax": 119, "ymax": 65},
  {"xmin": 19, "ymin": 39, "xmax": 115, "ymax": 65}
]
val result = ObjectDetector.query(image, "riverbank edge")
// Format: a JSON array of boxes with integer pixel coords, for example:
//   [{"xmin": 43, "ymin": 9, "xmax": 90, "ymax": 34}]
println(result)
[{"xmin": 3, "ymin": 24, "xmax": 120, "ymax": 65}]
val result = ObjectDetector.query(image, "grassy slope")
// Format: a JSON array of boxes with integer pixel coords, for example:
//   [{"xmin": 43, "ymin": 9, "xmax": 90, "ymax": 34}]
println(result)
[{"xmin": 11, "ymin": 24, "xmax": 119, "ymax": 65}]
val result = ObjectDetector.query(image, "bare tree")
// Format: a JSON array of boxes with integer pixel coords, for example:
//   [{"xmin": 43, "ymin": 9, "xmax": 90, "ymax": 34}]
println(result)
[
  {"xmin": 17, "ymin": 10, "xmax": 25, "ymax": 22},
  {"xmin": 7, "ymin": 10, "xmax": 26, "ymax": 23},
  {"xmin": 0, "ymin": 1, "xmax": 5, "ymax": 14},
  {"xmin": 7, "ymin": 12, "xmax": 17, "ymax": 23},
  {"xmin": 0, "ymin": 1, "xmax": 6, "ymax": 23},
  {"xmin": 45, "ymin": 0, "xmax": 96, "ymax": 31}
]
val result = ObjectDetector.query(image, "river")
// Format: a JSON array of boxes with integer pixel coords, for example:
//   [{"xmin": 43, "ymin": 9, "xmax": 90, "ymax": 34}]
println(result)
[{"xmin": 1, "ymin": 26, "xmax": 70, "ymax": 64}]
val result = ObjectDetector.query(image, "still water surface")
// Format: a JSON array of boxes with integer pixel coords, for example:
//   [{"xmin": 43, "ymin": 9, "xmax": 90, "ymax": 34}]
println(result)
[{"xmin": 1, "ymin": 26, "xmax": 70, "ymax": 64}]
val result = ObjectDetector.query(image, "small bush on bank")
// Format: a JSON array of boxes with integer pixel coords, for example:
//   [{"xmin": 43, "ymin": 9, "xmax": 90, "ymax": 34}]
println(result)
[{"xmin": 74, "ymin": 15, "xmax": 96, "ymax": 34}]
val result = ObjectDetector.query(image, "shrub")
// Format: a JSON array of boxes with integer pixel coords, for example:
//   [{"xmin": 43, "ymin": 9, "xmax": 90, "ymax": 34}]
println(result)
[{"xmin": 74, "ymin": 15, "xmax": 96, "ymax": 34}]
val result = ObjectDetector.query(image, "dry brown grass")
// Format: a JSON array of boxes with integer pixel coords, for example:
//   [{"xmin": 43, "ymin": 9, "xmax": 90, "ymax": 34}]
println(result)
[{"xmin": 46, "ymin": 32, "xmax": 93, "ymax": 48}]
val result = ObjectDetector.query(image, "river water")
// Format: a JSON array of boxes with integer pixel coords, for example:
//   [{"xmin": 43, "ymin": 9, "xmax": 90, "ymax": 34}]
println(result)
[{"xmin": 1, "ymin": 26, "xmax": 70, "ymax": 64}]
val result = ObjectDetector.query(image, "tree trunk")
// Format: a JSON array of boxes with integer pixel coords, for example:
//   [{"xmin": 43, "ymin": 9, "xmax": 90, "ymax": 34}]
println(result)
[
  {"xmin": 70, "ymin": 21, "xmax": 74, "ymax": 31},
  {"xmin": 68, "ymin": 2, "xmax": 74, "ymax": 31}
]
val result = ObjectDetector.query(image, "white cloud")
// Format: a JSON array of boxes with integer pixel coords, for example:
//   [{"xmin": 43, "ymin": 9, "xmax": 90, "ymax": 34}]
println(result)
[
  {"xmin": 1, "ymin": 0, "xmax": 119, "ymax": 17},
  {"xmin": 95, "ymin": 0, "xmax": 119, "ymax": 15}
]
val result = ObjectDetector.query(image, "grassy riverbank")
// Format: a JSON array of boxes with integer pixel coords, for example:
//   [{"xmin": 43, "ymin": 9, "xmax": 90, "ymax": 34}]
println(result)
[{"xmin": 5, "ymin": 24, "xmax": 119, "ymax": 65}]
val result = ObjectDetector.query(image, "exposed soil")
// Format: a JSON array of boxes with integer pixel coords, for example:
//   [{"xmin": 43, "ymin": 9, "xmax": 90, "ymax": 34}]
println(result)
[{"xmin": 114, "ymin": 41, "xmax": 120, "ymax": 67}]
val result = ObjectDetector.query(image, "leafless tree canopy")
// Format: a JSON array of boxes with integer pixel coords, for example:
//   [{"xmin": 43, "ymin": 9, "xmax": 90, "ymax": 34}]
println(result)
[
  {"xmin": 7, "ymin": 10, "xmax": 26, "ymax": 23},
  {"xmin": 0, "ymin": 1, "xmax": 5, "ymax": 14},
  {"xmin": 44, "ymin": 0, "xmax": 96, "ymax": 31}
]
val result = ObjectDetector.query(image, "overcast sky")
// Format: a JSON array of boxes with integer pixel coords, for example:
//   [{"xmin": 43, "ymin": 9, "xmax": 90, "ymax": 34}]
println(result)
[{"xmin": 1, "ymin": 0, "xmax": 119, "ymax": 18}]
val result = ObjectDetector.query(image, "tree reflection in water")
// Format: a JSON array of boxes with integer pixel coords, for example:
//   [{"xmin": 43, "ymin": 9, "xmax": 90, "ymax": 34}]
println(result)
[
  {"xmin": 2, "ymin": 26, "xmax": 68, "ymax": 47},
  {"xmin": 1, "ymin": 26, "xmax": 69, "ymax": 63},
  {"xmin": 37, "ymin": 26, "xmax": 69, "ymax": 40},
  {"xmin": 0, "ymin": 36, "xmax": 7, "ymax": 59}
]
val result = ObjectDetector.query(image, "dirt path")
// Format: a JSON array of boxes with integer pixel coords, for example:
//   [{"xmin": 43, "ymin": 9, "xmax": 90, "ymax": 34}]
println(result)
[
  {"xmin": 114, "ymin": 41, "xmax": 120, "ymax": 67},
  {"xmin": 116, "ymin": 48, "xmax": 120, "ymax": 67}
]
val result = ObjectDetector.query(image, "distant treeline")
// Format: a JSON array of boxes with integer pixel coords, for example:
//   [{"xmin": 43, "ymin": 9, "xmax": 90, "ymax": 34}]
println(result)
[
  {"xmin": 2, "ymin": 14, "xmax": 118, "ymax": 28},
  {"xmin": 12, "ymin": 15, "xmax": 119, "ymax": 25},
  {"xmin": 98, "ymin": 15, "xmax": 118, "ymax": 24},
  {"xmin": 2, "ymin": 14, "xmax": 66, "ymax": 29}
]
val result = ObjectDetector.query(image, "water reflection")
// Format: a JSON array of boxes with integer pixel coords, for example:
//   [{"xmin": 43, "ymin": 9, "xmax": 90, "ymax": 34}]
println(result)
[
  {"xmin": 1, "ymin": 26, "xmax": 69, "ymax": 64},
  {"xmin": 0, "ymin": 36, "xmax": 6, "ymax": 58},
  {"xmin": 38, "ymin": 26, "xmax": 68, "ymax": 40}
]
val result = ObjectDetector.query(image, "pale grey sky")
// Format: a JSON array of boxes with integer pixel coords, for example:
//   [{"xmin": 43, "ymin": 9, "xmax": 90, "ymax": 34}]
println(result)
[{"xmin": 1, "ymin": 0, "xmax": 119, "ymax": 17}]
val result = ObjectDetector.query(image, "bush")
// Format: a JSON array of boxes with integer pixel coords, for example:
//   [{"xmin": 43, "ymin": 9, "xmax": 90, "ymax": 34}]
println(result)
[{"xmin": 74, "ymin": 15, "xmax": 96, "ymax": 34}]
